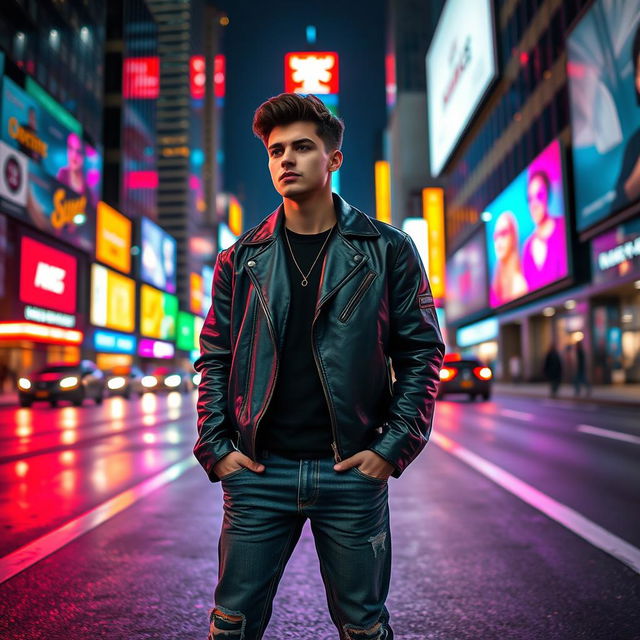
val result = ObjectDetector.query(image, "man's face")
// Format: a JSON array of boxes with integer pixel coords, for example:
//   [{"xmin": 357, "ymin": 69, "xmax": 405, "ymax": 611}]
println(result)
[
  {"xmin": 527, "ymin": 175, "xmax": 549, "ymax": 226},
  {"xmin": 267, "ymin": 121, "xmax": 341, "ymax": 199},
  {"xmin": 67, "ymin": 133, "xmax": 83, "ymax": 171}
]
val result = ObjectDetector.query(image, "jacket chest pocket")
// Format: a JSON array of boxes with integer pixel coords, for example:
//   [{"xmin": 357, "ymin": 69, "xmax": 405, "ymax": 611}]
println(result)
[{"xmin": 339, "ymin": 270, "xmax": 377, "ymax": 323}]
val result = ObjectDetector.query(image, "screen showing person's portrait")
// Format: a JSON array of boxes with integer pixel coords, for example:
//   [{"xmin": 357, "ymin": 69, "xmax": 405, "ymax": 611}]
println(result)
[
  {"xmin": 568, "ymin": 0, "xmax": 640, "ymax": 231},
  {"xmin": 484, "ymin": 140, "xmax": 569, "ymax": 308}
]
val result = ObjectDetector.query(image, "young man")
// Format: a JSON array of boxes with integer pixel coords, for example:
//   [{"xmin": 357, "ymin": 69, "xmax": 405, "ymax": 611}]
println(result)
[{"xmin": 194, "ymin": 93, "xmax": 444, "ymax": 640}]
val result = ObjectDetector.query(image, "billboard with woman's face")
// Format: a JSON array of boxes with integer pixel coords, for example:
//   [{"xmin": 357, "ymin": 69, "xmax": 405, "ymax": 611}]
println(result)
[
  {"xmin": 140, "ymin": 217, "xmax": 177, "ymax": 294},
  {"xmin": 484, "ymin": 140, "xmax": 569, "ymax": 308},
  {"xmin": 568, "ymin": 0, "xmax": 640, "ymax": 230}
]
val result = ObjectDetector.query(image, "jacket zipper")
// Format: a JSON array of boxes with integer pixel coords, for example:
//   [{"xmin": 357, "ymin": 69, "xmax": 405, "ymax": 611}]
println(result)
[
  {"xmin": 246, "ymin": 268, "xmax": 279, "ymax": 460},
  {"xmin": 238, "ymin": 301, "xmax": 258, "ymax": 417},
  {"xmin": 312, "ymin": 311, "xmax": 341, "ymax": 462},
  {"xmin": 338, "ymin": 271, "xmax": 376, "ymax": 323}
]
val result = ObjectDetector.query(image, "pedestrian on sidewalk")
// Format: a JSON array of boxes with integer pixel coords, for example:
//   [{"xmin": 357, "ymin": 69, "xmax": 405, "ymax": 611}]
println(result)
[
  {"xmin": 194, "ymin": 93, "xmax": 444, "ymax": 640},
  {"xmin": 543, "ymin": 343, "xmax": 563, "ymax": 398},
  {"xmin": 573, "ymin": 339, "xmax": 590, "ymax": 397}
]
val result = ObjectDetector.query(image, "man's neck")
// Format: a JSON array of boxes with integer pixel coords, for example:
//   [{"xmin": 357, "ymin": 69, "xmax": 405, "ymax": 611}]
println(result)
[{"xmin": 283, "ymin": 188, "xmax": 337, "ymax": 234}]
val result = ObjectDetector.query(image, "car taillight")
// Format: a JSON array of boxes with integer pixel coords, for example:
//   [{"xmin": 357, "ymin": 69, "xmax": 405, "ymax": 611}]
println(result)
[
  {"xmin": 439, "ymin": 367, "xmax": 457, "ymax": 381},
  {"xmin": 473, "ymin": 366, "xmax": 492, "ymax": 381}
]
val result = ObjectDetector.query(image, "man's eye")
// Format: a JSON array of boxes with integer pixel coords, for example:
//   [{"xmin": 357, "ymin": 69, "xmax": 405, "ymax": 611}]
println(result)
[
  {"xmin": 297, "ymin": 145, "xmax": 310, "ymax": 151},
  {"xmin": 270, "ymin": 149, "xmax": 282, "ymax": 157}
]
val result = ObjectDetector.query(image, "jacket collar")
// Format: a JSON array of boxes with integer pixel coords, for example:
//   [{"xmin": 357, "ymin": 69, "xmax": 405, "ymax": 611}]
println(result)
[{"xmin": 240, "ymin": 193, "xmax": 380, "ymax": 246}]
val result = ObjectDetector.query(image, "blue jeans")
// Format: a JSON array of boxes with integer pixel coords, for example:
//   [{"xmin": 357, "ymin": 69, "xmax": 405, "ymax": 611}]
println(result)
[{"xmin": 209, "ymin": 452, "xmax": 392, "ymax": 639}]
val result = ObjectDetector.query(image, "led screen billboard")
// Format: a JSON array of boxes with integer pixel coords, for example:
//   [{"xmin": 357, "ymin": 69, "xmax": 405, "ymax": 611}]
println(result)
[
  {"xmin": 177, "ymin": 311, "xmax": 198, "ymax": 351},
  {"xmin": 568, "ymin": 0, "xmax": 640, "ymax": 230},
  {"xmin": 140, "ymin": 283, "xmax": 178, "ymax": 340},
  {"xmin": 426, "ymin": 0, "xmax": 497, "ymax": 176},
  {"xmin": 591, "ymin": 217, "xmax": 640, "ymax": 286},
  {"xmin": 19, "ymin": 236, "xmax": 77, "ymax": 315},
  {"xmin": 96, "ymin": 202, "xmax": 131, "ymax": 273},
  {"xmin": 483, "ymin": 140, "xmax": 569, "ymax": 308},
  {"xmin": 90, "ymin": 263, "xmax": 135, "ymax": 333},
  {"xmin": 140, "ymin": 217, "xmax": 177, "ymax": 294},
  {"xmin": 445, "ymin": 231, "xmax": 488, "ymax": 323}
]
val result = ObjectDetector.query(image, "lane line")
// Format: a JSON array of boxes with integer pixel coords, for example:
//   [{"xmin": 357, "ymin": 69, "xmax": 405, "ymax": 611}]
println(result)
[
  {"xmin": 0, "ymin": 455, "xmax": 198, "ymax": 584},
  {"xmin": 577, "ymin": 424, "xmax": 640, "ymax": 446},
  {"xmin": 431, "ymin": 430, "xmax": 640, "ymax": 575},
  {"xmin": 499, "ymin": 409, "xmax": 534, "ymax": 421}
]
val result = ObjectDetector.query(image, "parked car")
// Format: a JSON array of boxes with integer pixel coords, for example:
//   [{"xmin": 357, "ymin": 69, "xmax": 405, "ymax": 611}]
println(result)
[
  {"xmin": 17, "ymin": 360, "xmax": 105, "ymax": 407},
  {"xmin": 140, "ymin": 366, "xmax": 194, "ymax": 394},
  {"xmin": 104, "ymin": 365, "xmax": 146, "ymax": 399},
  {"xmin": 437, "ymin": 354, "xmax": 493, "ymax": 401}
]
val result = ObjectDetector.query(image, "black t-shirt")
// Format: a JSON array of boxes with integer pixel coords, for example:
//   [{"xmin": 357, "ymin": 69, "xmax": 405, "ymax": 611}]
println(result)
[{"xmin": 257, "ymin": 226, "xmax": 335, "ymax": 459}]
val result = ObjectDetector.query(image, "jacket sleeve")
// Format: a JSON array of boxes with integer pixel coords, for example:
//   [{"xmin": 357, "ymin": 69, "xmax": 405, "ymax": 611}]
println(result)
[
  {"xmin": 193, "ymin": 249, "xmax": 238, "ymax": 482},
  {"xmin": 369, "ymin": 234, "xmax": 445, "ymax": 477}
]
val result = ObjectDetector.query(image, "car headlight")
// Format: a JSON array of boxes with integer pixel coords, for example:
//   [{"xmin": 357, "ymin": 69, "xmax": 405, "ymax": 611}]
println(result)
[
  {"xmin": 108, "ymin": 376, "xmax": 126, "ymax": 390},
  {"xmin": 192, "ymin": 372, "xmax": 201, "ymax": 386},
  {"xmin": 59, "ymin": 376, "xmax": 79, "ymax": 389},
  {"xmin": 18, "ymin": 377, "xmax": 32, "ymax": 391},
  {"xmin": 164, "ymin": 374, "xmax": 182, "ymax": 388},
  {"xmin": 141, "ymin": 375, "xmax": 158, "ymax": 389}
]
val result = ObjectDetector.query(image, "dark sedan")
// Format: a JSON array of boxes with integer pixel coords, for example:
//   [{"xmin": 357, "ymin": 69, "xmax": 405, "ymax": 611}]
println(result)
[
  {"xmin": 437, "ymin": 354, "xmax": 493, "ymax": 401},
  {"xmin": 17, "ymin": 360, "xmax": 105, "ymax": 407}
]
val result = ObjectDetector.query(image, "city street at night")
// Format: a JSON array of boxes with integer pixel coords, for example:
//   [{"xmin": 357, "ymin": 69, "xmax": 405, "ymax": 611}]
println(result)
[{"xmin": 0, "ymin": 392, "xmax": 638, "ymax": 639}]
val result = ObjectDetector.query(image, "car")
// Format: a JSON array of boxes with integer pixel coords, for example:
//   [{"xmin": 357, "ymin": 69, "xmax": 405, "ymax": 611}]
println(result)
[
  {"xmin": 140, "ymin": 366, "xmax": 194, "ymax": 394},
  {"xmin": 437, "ymin": 354, "xmax": 493, "ymax": 401},
  {"xmin": 104, "ymin": 365, "xmax": 146, "ymax": 399},
  {"xmin": 17, "ymin": 360, "xmax": 105, "ymax": 407}
]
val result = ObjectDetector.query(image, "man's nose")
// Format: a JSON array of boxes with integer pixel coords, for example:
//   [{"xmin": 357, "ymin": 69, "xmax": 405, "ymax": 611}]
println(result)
[{"xmin": 281, "ymin": 149, "xmax": 295, "ymax": 165}]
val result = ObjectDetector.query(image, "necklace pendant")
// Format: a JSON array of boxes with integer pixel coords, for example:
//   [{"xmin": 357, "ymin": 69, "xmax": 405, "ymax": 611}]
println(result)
[{"xmin": 301, "ymin": 278, "xmax": 308, "ymax": 287}]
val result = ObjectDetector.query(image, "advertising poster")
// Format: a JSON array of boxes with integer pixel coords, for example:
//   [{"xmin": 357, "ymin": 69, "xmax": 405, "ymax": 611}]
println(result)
[
  {"xmin": 591, "ymin": 216, "xmax": 640, "ymax": 285},
  {"xmin": 201, "ymin": 264, "xmax": 213, "ymax": 314},
  {"xmin": 445, "ymin": 232, "xmax": 488, "ymax": 323},
  {"xmin": 20, "ymin": 236, "xmax": 77, "ymax": 315},
  {"xmin": 568, "ymin": 0, "xmax": 640, "ymax": 230},
  {"xmin": 177, "ymin": 311, "xmax": 197, "ymax": 351},
  {"xmin": 90, "ymin": 263, "xmax": 135, "ymax": 333},
  {"xmin": 96, "ymin": 202, "xmax": 132, "ymax": 274},
  {"xmin": 140, "ymin": 283, "xmax": 178, "ymax": 340},
  {"xmin": 484, "ymin": 140, "xmax": 569, "ymax": 308},
  {"xmin": 140, "ymin": 217, "xmax": 177, "ymax": 294},
  {"xmin": 0, "ymin": 77, "xmax": 100, "ymax": 251},
  {"xmin": 426, "ymin": 0, "xmax": 497, "ymax": 176}
]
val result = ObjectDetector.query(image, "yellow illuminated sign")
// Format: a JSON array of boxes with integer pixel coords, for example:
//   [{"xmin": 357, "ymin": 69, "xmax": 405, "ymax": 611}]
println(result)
[
  {"xmin": 140, "ymin": 284, "xmax": 177, "ymax": 340},
  {"xmin": 190, "ymin": 273, "xmax": 203, "ymax": 315},
  {"xmin": 375, "ymin": 161, "xmax": 391, "ymax": 224},
  {"xmin": 91, "ymin": 264, "xmax": 135, "ymax": 333},
  {"xmin": 96, "ymin": 202, "xmax": 132, "ymax": 274},
  {"xmin": 229, "ymin": 197, "xmax": 243, "ymax": 237},
  {"xmin": 422, "ymin": 188, "xmax": 445, "ymax": 298}
]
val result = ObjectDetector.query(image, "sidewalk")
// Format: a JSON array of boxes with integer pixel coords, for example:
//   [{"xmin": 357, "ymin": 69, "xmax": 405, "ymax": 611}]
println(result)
[{"xmin": 494, "ymin": 381, "xmax": 640, "ymax": 407}]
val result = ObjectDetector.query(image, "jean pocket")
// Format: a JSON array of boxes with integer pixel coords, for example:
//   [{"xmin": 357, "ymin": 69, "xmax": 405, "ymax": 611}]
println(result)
[
  {"xmin": 351, "ymin": 467, "xmax": 388, "ymax": 484},
  {"xmin": 220, "ymin": 467, "xmax": 250, "ymax": 481}
]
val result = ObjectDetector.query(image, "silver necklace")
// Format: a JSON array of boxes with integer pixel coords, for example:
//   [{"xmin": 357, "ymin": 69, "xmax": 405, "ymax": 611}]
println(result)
[{"xmin": 284, "ymin": 225, "xmax": 335, "ymax": 286}]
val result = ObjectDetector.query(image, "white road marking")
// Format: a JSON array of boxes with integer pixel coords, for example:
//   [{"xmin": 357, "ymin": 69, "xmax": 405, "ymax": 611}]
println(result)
[
  {"xmin": 431, "ymin": 430, "xmax": 640, "ymax": 575},
  {"xmin": 577, "ymin": 424, "xmax": 640, "ymax": 446},
  {"xmin": 0, "ymin": 455, "xmax": 198, "ymax": 584},
  {"xmin": 499, "ymin": 409, "xmax": 534, "ymax": 421}
]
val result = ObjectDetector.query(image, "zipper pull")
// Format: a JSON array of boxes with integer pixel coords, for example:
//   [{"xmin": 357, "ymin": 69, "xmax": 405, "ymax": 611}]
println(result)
[{"xmin": 331, "ymin": 441, "xmax": 342, "ymax": 463}]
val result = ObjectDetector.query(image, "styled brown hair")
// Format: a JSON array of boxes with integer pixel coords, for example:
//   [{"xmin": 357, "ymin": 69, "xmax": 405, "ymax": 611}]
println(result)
[{"xmin": 252, "ymin": 93, "xmax": 344, "ymax": 151}]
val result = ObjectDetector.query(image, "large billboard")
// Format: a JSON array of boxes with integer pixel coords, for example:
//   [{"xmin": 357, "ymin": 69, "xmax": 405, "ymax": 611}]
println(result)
[
  {"xmin": 140, "ymin": 283, "xmax": 178, "ymax": 341},
  {"xmin": 284, "ymin": 52, "xmax": 339, "ymax": 94},
  {"xmin": 0, "ymin": 77, "xmax": 101, "ymax": 251},
  {"xmin": 483, "ymin": 140, "xmax": 569, "ymax": 308},
  {"xmin": 591, "ymin": 217, "xmax": 640, "ymax": 286},
  {"xmin": 426, "ymin": 0, "xmax": 497, "ymax": 176},
  {"xmin": 568, "ymin": 0, "xmax": 640, "ymax": 231},
  {"xmin": 96, "ymin": 202, "xmax": 131, "ymax": 274},
  {"xmin": 446, "ymin": 231, "xmax": 488, "ymax": 323},
  {"xmin": 90, "ymin": 263, "xmax": 135, "ymax": 333},
  {"xmin": 140, "ymin": 217, "xmax": 177, "ymax": 293},
  {"xmin": 19, "ymin": 236, "xmax": 77, "ymax": 315}
]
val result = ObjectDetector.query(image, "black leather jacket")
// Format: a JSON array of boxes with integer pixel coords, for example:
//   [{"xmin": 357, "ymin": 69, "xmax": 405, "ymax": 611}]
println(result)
[{"xmin": 194, "ymin": 195, "xmax": 444, "ymax": 482}]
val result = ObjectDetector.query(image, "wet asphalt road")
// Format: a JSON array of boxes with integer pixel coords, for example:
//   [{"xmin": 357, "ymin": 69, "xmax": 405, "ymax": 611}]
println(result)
[{"xmin": 0, "ymin": 392, "xmax": 638, "ymax": 639}]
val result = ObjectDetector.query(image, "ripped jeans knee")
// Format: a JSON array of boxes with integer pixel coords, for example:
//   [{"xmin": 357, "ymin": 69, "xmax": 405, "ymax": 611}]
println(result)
[{"xmin": 208, "ymin": 606, "xmax": 246, "ymax": 639}]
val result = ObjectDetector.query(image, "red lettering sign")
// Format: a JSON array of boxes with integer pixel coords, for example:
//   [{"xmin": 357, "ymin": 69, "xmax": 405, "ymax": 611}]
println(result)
[
  {"xmin": 284, "ymin": 52, "xmax": 339, "ymax": 94},
  {"xmin": 190, "ymin": 55, "xmax": 206, "ymax": 99},
  {"xmin": 19, "ymin": 236, "xmax": 77, "ymax": 314},
  {"xmin": 123, "ymin": 57, "xmax": 160, "ymax": 99}
]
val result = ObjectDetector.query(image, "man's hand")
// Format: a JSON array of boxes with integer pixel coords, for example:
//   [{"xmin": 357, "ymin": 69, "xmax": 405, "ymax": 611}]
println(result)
[
  {"xmin": 214, "ymin": 451, "xmax": 265, "ymax": 479},
  {"xmin": 333, "ymin": 450, "xmax": 394, "ymax": 481}
]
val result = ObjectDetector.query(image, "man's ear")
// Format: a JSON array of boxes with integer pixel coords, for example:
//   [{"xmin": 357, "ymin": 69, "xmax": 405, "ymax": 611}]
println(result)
[{"xmin": 329, "ymin": 149, "xmax": 343, "ymax": 172}]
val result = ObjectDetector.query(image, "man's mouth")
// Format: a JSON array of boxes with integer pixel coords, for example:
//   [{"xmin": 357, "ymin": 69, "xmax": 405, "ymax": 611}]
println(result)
[{"xmin": 280, "ymin": 172, "xmax": 301, "ymax": 181}]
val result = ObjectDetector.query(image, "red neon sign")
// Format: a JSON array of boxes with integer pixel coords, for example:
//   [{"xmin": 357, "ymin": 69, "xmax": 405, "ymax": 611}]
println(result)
[
  {"xmin": 123, "ymin": 57, "xmax": 160, "ymax": 99},
  {"xmin": 19, "ymin": 236, "xmax": 77, "ymax": 314},
  {"xmin": 214, "ymin": 55, "xmax": 226, "ymax": 98},
  {"xmin": 284, "ymin": 52, "xmax": 339, "ymax": 94},
  {"xmin": 190, "ymin": 55, "xmax": 206, "ymax": 99}
]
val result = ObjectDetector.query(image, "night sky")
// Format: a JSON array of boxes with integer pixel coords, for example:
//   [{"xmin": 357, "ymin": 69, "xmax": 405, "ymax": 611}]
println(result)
[{"xmin": 215, "ymin": 0, "xmax": 387, "ymax": 230}]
